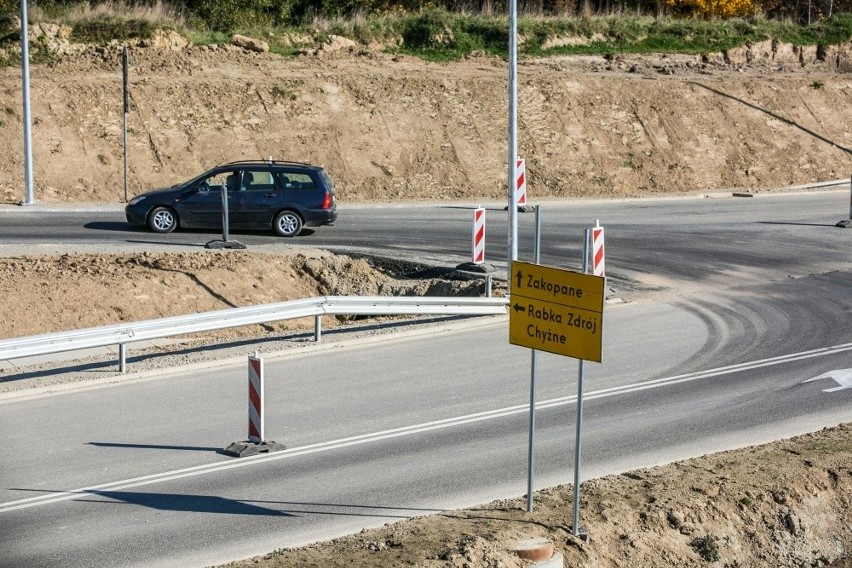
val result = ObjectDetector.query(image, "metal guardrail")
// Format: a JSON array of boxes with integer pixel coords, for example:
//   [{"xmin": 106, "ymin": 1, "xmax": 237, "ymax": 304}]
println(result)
[{"xmin": 0, "ymin": 295, "xmax": 509, "ymax": 373}]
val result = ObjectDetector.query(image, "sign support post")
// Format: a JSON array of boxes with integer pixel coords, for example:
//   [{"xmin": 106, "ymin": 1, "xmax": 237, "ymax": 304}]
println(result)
[
  {"xmin": 526, "ymin": 206, "xmax": 542, "ymax": 512},
  {"xmin": 571, "ymin": 229, "xmax": 592, "ymax": 540},
  {"xmin": 509, "ymin": 239, "xmax": 605, "ymax": 534},
  {"xmin": 836, "ymin": 173, "xmax": 851, "ymax": 228}
]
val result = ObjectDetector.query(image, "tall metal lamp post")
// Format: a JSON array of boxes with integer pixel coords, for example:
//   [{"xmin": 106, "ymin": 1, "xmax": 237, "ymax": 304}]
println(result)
[
  {"xmin": 19, "ymin": 0, "xmax": 35, "ymax": 205},
  {"xmin": 507, "ymin": 0, "xmax": 518, "ymax": 286}
]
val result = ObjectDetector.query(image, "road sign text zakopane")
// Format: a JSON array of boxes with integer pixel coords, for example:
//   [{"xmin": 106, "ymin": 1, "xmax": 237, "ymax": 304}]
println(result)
[{"xmin": 509, "ymin": 261, "xmax": 605, "ymax": 361}]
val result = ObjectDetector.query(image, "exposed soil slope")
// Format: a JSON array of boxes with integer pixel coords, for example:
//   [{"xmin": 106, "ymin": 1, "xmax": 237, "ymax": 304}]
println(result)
[
  {"xmin": 224, "ymin": 424, "xmax": 852, "ymax": 568},
  {"xmin": 0, "ymin": 36, "xmax": 850, "ymax": 204},
  {"xmin": 0, "ymin": 249, "xmax": 490, "ymax": 341}
]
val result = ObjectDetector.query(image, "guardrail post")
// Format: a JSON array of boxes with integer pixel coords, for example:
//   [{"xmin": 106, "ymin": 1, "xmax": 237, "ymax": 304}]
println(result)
[
  {"xmin": 485, "ymin": 275, "xmax": 493, "ymax": 298},
  {"xmin": 314, "ymin": 315, "xmax": 322, "ymax": 342},
  {"xmin": 119, "ymin": 344, "xmax": 127, "ymax": 374}
]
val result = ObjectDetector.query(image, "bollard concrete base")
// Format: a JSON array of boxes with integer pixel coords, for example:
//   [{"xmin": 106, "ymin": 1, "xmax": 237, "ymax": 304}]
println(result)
[
  {"xmin": 455, "ymin": 262, "xmax": 496, "ymax": 274},
  {"xmin": 510, "ymin": 537, "xmax": 554, "ymax": 562},
  {"xmin": 205, "ymin": 239, "xmax": 247, "ymax": 249},
  {"xmin": 504, "ymin": 205, "xmax": 535, "ymax": 213},
  {"xmin": 223, "ymin": 440, "xmax": 285, "ymax": 458},
  {"xmin": 533, "ymin": 552, "xmax": 565, "ymax": 567}
]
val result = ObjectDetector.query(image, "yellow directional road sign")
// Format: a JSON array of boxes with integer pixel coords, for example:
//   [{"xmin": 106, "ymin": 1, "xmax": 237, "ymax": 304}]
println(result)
[{"xmin": 509, "ymin": 260, "xmax": 605, "ymax": 361}]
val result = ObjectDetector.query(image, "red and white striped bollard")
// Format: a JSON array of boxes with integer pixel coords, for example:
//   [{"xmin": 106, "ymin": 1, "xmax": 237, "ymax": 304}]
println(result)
[
  {"xmin": 248, "ymin": 352, "xmax": 264, "ymax": 443},
  {"xmin": 591, "ymin": 223, "xmax": 605, "ymax": 278},
  {"xmin": 516, "ymin": 157, "xmax": 527, "ymax": 208},
  {"xmin": 472, "ymin": 206, "xmax": 485, "ymax": 264},
  {"xmin": 223, "ymin": 351, "xmax": 285, "ymax": 457}
]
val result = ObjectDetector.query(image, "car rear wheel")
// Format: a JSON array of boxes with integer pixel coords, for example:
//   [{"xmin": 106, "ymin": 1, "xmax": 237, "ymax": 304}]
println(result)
[
  {"xmin": 273, "ymin": 210, "xmax": 303, "ymax": 237},
  {"xmin": 148, "ymin": 206, "xmax": 178, "ymax": 233}
]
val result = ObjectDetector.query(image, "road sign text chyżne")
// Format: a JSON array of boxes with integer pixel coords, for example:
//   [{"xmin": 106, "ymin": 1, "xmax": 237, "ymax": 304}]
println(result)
[{"xmin": 509, "ymin": 261, "xmax": 605, "ymax": 361}]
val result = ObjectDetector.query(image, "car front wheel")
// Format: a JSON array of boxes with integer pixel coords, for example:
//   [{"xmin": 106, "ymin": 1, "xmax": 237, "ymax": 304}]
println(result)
[
  {"xmin": 148, "ymin": 206, "xmax": 178, "ymax": 233},
  {"xmin": 273, "ymin": 210, "xmax": 303, "ymax": 237}
]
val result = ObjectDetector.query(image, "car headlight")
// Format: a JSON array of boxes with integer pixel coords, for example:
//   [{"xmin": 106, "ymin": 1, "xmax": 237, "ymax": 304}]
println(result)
[{"xmin": 128, "ymin": 196, "xmax": 146, "ymax": 206}]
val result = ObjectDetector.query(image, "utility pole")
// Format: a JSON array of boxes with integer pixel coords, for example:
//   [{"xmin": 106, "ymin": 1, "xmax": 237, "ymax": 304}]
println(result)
[
  {"xmin": 19, "ymin": 0, "xmax": 35, "ymax": 205},
  {"xmin": 507, "ymin": 0, "xmax": 518, "ymax": 285}
]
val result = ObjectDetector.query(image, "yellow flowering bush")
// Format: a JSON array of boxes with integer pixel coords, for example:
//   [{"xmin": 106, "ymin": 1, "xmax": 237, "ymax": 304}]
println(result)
[{"xmin": 666, "ymin": 0, "xmax": 756, "ymax": 18}]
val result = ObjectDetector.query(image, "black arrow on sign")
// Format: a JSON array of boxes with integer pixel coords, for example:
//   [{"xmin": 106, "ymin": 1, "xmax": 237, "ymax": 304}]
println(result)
[
  {"xmin": 516, "ymin": 270, "xmax": 523, "ymax": 288},
  {"xmin": 513, "ymin": 303, "xmax": 526, "ymax": 313}
]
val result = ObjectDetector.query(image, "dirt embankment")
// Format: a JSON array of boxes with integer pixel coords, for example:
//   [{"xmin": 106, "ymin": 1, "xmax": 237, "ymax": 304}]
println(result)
[
  {"xmin": 222, "ymin": 423, "xmax": 852, "ymax": 568},
  {"xmin": 0, "ymin": 36, "xmax": 851, "ymax": 205},
  {"xmin": 0, "ymin": 250, "xmax": 492, "ymax": 341}
]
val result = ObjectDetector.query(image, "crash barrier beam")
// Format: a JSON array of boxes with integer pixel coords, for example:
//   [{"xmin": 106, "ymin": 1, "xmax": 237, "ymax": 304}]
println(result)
[{"xmin": 0, "ymin": 295, "xmax": 509, "ymax": 373}]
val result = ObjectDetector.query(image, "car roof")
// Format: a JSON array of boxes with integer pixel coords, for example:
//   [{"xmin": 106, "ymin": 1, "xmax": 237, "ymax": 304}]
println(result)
[{"xmin": 218, "ymin": 159, "xmax": 324, "ymax": 170}]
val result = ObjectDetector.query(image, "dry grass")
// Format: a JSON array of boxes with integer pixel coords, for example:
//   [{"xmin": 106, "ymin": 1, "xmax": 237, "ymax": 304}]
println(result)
[{"xmin": 31, "ymin": 0, "xmax": 186, "ymax": 29}]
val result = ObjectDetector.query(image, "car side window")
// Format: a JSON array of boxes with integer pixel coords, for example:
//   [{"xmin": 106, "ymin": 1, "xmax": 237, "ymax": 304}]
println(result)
[
  {"xmin": 225, "ymin": 171, "xmax": 242, "ymax": 192},
  {"xmin": 195, "ymin": 175, "xmax": 218, "ymax": 192},
  {"xmin": 244, "ymin": 170, "xmax": 274, "ymax": 191},
  {"xmin": 197, "ymin": 172, "xmax": 233, "ymax": 192},
  {"xmin": 274, "ymin": 171, "xmax": 317, "ymax": 190}
]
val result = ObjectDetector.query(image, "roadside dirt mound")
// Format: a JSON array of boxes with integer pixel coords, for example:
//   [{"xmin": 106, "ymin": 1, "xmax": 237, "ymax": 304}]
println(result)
[
  {"xmin": 0, "ymin": 38, "xmax": 851, "ymax": 204},
  {"xmin": 225, "ymin": 422, "xmax": 852, "ymax": 568},
  {"xmin": 0, "ymin": 250, "xmax": 495, "ymax": 341}
]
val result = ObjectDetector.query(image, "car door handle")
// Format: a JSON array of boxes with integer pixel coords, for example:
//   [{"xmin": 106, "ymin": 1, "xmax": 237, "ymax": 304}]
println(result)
[{"xmin": 265, "ymin": 193, "xmax": 278, "ymax": 198}]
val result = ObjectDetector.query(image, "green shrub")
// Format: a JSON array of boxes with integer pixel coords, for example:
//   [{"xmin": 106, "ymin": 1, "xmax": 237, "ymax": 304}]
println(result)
[{"xmin": 690, "ymin": 534, "xmax": 721, "ymax": 562}]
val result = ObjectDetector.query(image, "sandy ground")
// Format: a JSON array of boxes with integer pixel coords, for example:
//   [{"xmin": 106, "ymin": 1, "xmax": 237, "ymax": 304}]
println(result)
[
  {"xmin": 223, "ymin": 424, "xmax": 851, "ymax": 568},
  {"xmin": 0, "ymin": 32, "xmax": 850, "ymax": 567}
]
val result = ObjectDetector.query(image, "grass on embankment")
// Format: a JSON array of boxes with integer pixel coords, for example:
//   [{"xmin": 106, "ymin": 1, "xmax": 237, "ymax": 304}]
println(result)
[{"xmin": 2, "ymin": 2, "xmax": 851, "ymax": 63}]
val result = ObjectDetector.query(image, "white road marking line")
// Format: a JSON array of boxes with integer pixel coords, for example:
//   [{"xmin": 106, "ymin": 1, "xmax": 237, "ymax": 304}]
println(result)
[{"xmin": 2, "ymin": 342, "xmax": 850, "ymax": 513}]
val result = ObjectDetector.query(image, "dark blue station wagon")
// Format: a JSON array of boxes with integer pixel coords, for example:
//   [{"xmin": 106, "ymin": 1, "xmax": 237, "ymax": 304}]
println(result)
[{"xmin": 125, "ymin": 159, "xmax": 337, "ymax": 237}]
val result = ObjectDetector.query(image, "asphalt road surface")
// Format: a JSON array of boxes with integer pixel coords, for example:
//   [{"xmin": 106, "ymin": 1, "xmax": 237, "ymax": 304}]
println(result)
[
  {"xmin": 1, "ymin": 191, "xmax": 850, "ymax": 297},
  {"xmin": 0, "ymin": 190, "xmax": 850, "ymax": 567}
]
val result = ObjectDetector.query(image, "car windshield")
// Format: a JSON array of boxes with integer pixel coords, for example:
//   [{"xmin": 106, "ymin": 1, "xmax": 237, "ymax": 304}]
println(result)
[{"xmin": 181, "ymin": 170, "xmax": 215, "ymax": 188}]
